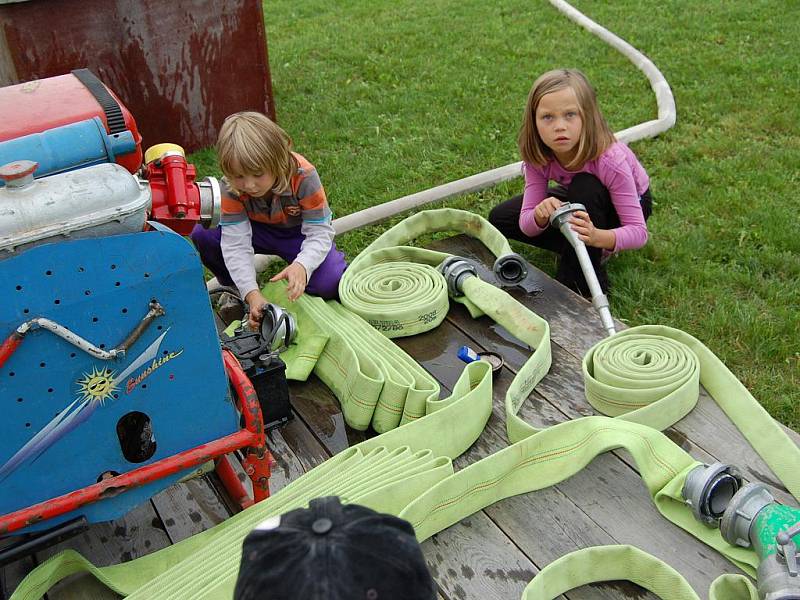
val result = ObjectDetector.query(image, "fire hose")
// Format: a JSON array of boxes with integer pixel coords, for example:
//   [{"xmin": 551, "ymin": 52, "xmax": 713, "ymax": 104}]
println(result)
[{"xmin": 10, "ymin": 208, "xmax": 799, "ymax": 600}]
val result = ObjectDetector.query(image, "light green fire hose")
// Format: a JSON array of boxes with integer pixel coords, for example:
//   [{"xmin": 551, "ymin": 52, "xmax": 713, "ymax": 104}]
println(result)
[{"xmin": 10, "ymin": 209, "xmax": 798, "ymax": 600}]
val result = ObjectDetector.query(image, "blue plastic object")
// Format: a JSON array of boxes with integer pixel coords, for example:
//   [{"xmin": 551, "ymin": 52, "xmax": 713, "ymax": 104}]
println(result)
[
  {"xmin": 0, "ymin": 117, "xmax": 136, "ymax": 185},
  {"xmin": 457, "ymin": 345, "xmax": 480, "ymax": 363},
  {"xmin": 0, "ymin": 228, "xmax": 236, "ymax": 533}
]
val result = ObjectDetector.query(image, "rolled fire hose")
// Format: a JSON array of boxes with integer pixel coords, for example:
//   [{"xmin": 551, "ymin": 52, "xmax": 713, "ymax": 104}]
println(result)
[
  {"xmin": 338, "ymin": 207, "xmax": 527, "ymax": 338},
  {"xmin": 12, "ymin": 210, "xmax": 799, "ymax": 600}
]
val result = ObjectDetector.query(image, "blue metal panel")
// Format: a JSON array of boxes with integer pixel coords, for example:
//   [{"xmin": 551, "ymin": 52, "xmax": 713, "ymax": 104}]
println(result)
[
  {"xmin": 0, "ymin": 228, "xmax": 237, "ymax": 532},
  {"xmin": 0, "ymin": 117, "xmax": 136, "ymax": 185}
]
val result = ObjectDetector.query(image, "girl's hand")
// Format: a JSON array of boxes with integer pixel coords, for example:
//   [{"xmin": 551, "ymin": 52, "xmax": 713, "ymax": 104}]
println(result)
[
  {"xmin": 534, "ymin": 196, "xmax": 564, "ymax": 228},
  {"xmin": 244, "ymin": 290, "xmax": 269, "ymax": 330},
  {"xmin": 569, "ymin": 211, "xmax": 615, "ymax": 250},
  {"xmin": 270, "ymin": 262, "xmax": 308, "ymax": 301}
]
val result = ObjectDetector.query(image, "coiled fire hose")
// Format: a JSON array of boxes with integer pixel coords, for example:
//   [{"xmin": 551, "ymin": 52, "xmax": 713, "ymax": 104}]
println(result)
[
  {"xmin": 11, "ymin": 209, "xmax": 799, "ymax": 600},
  {"xmin": 338, "ymin": 208, "xmax": 528, "ymax": 338}
]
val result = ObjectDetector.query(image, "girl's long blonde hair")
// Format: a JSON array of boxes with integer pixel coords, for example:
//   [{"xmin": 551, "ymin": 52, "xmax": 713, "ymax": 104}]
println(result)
[
  {"xmin": 217, "ymin": 111, "xmax": 297, "ymax": 194},
  {"xmin": 518, "ymin": 69, "xmax": 615, "ymax": 170}
]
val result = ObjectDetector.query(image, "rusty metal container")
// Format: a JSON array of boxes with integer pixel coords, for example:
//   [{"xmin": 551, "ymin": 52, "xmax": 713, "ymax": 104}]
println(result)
[{"xmin": 0, "ymin": 0, "xmax": 275, "ymax": 153}]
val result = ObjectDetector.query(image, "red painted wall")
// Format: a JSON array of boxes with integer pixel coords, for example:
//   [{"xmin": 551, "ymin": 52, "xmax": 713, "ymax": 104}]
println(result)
[{"xmin": 0, "ymin": 0, "xmax": 275, "ymax": 153}]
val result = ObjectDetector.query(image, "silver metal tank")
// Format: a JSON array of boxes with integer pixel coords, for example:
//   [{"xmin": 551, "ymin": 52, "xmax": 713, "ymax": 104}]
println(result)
[{"xmin": 0, "ymin": 160, "xmax": 151, "ymax": 257}]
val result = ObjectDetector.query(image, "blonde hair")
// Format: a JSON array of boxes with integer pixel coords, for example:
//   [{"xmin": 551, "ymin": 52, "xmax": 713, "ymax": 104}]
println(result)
[
  {"xmin": 217, "ymin": 111, "xmax": 297, "ymax": 194},
  {"xmin": 518, "ymin": 69, "xmax": 615, "ymax": 170}
]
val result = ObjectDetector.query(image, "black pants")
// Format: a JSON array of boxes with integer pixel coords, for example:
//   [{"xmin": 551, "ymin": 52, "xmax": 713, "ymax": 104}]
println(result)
[{"xmin": 488, "ymin": 173, "xmax": 652, "ymax": 296}]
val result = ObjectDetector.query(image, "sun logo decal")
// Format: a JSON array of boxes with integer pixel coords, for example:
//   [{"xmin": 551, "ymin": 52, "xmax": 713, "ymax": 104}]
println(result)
[
  {"xmin": 0, "ymin": 330, "xmax": 170, "ymax": 482},
  {"xmin": 77, "ymin": 366, "xmax": 118, "ymax": 405}
]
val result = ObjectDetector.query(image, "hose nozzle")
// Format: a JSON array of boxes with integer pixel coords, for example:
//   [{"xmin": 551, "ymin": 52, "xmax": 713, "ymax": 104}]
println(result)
[
  {"xmin": 549, "ymin": 202, "xmax": 585, "ymax": 250},
  {"xmin": 549, "ymin": 202, "xmax": 616, "ymax": 335}
]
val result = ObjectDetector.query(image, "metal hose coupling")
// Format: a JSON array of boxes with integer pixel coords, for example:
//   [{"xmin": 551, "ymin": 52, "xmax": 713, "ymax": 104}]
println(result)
[
  {"xmin": 196, "ymin": 176, "xmax": 222, "ymax": 229},
  {"xmin": 492, "ymin": 253, "xmax": 528, "ymax": 287},
  {"xmin": 437, "ymin": 256, "xmax": 478, "ymax": 297},
  {"xmin": 720, "ymin": 483, "xmax": 776, "ymax": 547},
  {"xmin": 260, "ymin": 303, "xmax": 298, "ymax": 353},
  {"xmin": 683, "ymin": 464, "xmax": 800, "ymax": 599},
  {"xmin": 681, "ymin": 462, "xmax": 743, "ymax": 526},
  {"xmin": 719, "ymin": 483, "xmax": 800, "ymax": 600}
]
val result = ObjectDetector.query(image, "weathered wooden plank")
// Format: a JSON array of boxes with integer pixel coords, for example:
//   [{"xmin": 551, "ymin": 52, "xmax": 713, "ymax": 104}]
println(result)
[
  {"xmin": 151, "ymin": 477, "xmax": 230, "ymax": 545},
  {"xmin": 276, "ymin": 406, "xmax": 333, "ymax": 472},
  {"xmin": 0, "ymin": 538, "xmax": 36, "ymax": 600},
  {"xmin": 289, "ymin": 375, "xmax": 367, "ymax": 456},
  {"xmin": 40, "ymin": 501, "xmax": 170, "ymax": 599},
  {"xmin": 422, "ymin": 514, "xmax": 538, "ymax": 600},
  {"xmin": 265, "ymin": 427, "xmax": 314, "ymax": 495}
]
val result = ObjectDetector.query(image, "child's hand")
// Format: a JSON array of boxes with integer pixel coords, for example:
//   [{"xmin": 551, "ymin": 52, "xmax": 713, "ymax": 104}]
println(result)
[
  {"xmin": 570, "ymin": 211, "xmax": 615, "ymax": 250},
  {"xmin": 270, "ymin": 262, "xmax": 308, "ymax": 301},
  {"xmin": 534, "ymin": 196, "xmax": 564, "ymax": 228},
  {"xmin": 244, "ymin": 290, "xmax": 269, "ymax": 330}
]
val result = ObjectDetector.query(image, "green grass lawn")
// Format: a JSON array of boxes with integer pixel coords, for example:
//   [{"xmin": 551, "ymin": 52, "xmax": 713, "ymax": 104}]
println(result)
[{"xmin": 192, "ymin": 0, "xmax": 799, "ymax": 429}]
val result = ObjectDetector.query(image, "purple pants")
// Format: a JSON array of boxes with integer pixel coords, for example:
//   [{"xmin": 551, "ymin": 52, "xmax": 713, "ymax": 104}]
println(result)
[{"xmin": 190, "ymin": 222, "xmax": 347, "ymax": 299}]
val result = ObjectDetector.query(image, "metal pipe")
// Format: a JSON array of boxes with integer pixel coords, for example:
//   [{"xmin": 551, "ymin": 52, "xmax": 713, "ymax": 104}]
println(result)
[
  {"xmin": 550, "ymin": 203, "xmax": 616, "ymax": 336},
  {"xmin": 117, "ymin": 300, "xmax": 166, "ymax": 353},
  {"xmin": 0, "ymin": 300, "xmax": 165, "ymax": 366}
]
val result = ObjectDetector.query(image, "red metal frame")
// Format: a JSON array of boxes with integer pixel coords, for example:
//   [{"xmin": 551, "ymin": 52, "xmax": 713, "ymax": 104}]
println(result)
[
  {"xmin": 0, "ymin": 330, "xmax": 23, "ymax": 371},
  {"xmin": 0, "ymin": 349, "xmax": 271, "ymax": 536}
]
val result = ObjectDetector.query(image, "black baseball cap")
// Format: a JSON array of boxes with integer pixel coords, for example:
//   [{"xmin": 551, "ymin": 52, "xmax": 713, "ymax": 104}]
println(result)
[{"xmin": 234, "ymin": 496, "xmax": 436, "ymax": 600}]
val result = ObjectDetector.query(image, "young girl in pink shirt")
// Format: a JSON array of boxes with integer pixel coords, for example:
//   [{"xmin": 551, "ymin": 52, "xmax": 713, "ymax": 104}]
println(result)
[{"xmin": 489, "ymin": 68, "xmax": 652, "ymax": 296}]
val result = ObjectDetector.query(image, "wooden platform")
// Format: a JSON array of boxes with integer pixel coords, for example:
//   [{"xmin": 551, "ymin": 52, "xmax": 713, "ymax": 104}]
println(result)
[{"xmin": 2, "ymin": 234, "xmax": 798, "ymax": 600}]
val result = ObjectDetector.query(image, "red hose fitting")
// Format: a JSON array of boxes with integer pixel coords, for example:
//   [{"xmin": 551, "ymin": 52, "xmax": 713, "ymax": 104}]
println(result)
[
  {"xmin": 161, "ymin": 154, "xmax": 189, "ymax": 219},
  {"xmin": 145, "ymin": 152, "xmax": 202, "ymax": 235}
]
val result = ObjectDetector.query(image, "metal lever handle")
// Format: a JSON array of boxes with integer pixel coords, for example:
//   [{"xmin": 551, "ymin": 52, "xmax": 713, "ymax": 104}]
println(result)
[{"xmin": 777, "ymin": 520, "xmax": 800, "ymax": 577}]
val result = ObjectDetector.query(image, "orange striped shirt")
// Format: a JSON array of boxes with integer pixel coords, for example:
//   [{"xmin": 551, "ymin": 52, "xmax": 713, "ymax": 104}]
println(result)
[{"xmin": 220, "ymin": 152, "xmax": 331, "ymax": 228}]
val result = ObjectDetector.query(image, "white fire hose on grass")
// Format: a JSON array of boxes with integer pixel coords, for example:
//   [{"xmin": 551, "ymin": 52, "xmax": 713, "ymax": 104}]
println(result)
[{"xmin": 208, "ymin": 0, "xmax": 676, "ymax": 337}]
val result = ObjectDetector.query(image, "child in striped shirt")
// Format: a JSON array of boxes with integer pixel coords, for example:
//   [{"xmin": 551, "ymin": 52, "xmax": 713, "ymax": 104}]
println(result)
[{"xmin": 191, "ymin": 112, "xmax": 346, "ymax": 329}]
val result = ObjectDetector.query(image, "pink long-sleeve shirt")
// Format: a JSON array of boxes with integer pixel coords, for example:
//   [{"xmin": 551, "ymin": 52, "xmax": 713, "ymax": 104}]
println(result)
[{"xmin": 519, "ymin": 141, "xmax": 650, "ymax": 252}]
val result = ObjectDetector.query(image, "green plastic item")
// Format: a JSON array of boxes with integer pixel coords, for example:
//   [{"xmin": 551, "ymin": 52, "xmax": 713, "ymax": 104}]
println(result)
[{"xmin": 753, "ymin": 504, "xmax": 800, "ymax": 561}]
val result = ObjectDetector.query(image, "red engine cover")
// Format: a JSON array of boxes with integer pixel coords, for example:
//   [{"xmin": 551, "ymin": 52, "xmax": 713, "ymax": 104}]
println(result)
[{"xmin": 0, "ymin": 73, "xmax": 142, "ymax": 174}]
